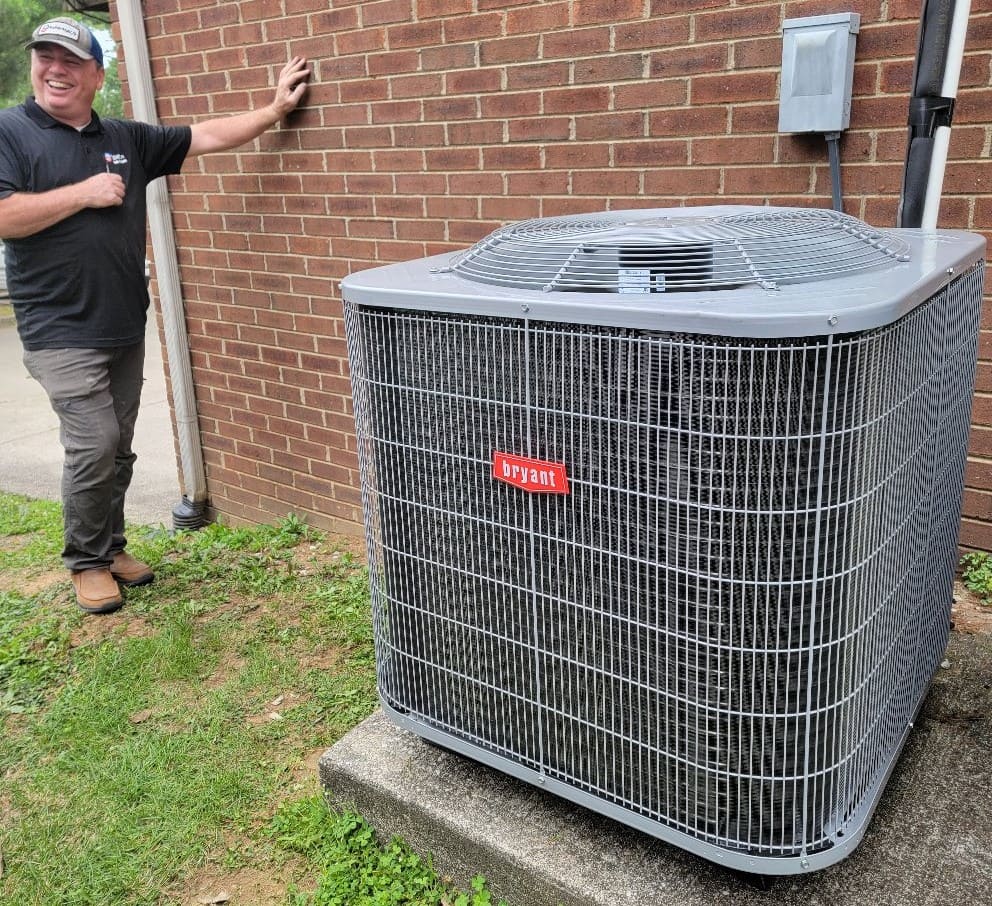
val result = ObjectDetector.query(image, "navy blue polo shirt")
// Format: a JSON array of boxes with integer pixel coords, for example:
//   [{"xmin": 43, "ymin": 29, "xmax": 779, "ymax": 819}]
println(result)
[{"xmin": 0, "ymin": 98, "xmax": 191, "ymax": 349}]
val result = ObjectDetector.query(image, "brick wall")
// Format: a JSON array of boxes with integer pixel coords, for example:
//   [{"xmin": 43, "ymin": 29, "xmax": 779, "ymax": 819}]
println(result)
[{"xmin": 116, "ymin": 0, "xmax": 992, "ymax": 547}]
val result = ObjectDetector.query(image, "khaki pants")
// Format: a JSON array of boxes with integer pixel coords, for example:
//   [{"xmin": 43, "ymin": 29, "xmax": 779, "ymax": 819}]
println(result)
[{"xmin": 23, "ymin": 342, "xmax": 145, "ymax": 571}]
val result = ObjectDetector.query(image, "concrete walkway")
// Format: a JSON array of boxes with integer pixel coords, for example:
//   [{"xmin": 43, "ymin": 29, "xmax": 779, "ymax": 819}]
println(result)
[{"xmin": 0, "ymin": 314, "xmax": 180, "ymax": 527}]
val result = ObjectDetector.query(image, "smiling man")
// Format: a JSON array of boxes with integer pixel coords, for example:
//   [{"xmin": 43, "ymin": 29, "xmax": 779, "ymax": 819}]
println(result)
[{"xmin": 0, "ymin": 17, "xmax": 310, "ymax": 614}]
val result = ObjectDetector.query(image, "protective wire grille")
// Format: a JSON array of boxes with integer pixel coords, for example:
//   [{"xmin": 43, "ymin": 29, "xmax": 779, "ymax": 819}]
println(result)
[
  {"xmin": 448, "ymin": 208, "xmax": 911, "ymax": 292},
  {"xmin": 344, "ymin": 263, "xmax": 983, "ymax": 864}
]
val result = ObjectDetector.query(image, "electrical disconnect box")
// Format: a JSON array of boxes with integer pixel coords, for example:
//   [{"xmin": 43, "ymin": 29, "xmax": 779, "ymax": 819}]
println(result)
[{"xmin": 779, "ymin": 12, "xmax": 860, "ymax": 133}]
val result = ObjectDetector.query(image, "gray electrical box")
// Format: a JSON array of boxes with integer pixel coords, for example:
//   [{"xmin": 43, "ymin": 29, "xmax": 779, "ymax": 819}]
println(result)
[{"xmin": 779, "ymin": 12, "xmax": 860, "ymax": 133}]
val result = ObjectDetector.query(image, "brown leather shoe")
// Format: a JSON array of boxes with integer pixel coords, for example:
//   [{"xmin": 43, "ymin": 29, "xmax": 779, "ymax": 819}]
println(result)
[
  {"xmin": 110, "ymin": 551, "xmax": 155, "ymax": 587},
  {"xmin": 72, "ymin": 568, "xmax": 123, "ymax": 614}
]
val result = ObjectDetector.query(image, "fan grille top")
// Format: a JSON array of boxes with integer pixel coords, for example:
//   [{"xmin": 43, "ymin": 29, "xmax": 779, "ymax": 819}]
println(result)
[{"xmin": 449, "ymin": 208, "xmax": 911, "ymax": 293}]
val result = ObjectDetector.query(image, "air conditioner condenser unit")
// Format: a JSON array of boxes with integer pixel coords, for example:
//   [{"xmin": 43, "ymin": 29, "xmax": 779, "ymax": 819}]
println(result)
[{"xmin": 340, "ymin": 206, "xmax": 985, "ymax": 875}]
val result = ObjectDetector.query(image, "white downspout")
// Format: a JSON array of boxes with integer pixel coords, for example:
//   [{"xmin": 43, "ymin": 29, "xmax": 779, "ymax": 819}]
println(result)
[
  {"xmin": 116, "ymin": 1, "xmax": 208, "ymax": 527},
  {"xmin": 921, "ymin": 0, "xmax": 972, "ymax": 229}
]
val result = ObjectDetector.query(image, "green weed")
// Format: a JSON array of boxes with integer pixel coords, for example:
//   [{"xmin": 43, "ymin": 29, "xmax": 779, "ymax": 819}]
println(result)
[
  {"xmin": 268, "ymin": 796, "xmax": 505, "ymax": 906},
  {"xmin": 961, "ymin": 551, "xmax": 992, "ymax": 604}
]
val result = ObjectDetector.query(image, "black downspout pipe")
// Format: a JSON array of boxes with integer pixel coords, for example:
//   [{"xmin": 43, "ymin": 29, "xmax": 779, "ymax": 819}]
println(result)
[{"xmin": 898, "ymin": 0, "xmax": 959, "ymax": 228}]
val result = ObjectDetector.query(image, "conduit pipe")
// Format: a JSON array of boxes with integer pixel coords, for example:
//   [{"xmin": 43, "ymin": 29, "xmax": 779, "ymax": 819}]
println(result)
[
  {"xmin": 898, "ymin": 0, "xmax": 973, "ymax": 229},
  {"xmin": 116, "ymin": 1, "xmax": 208, "ymax": 529},
  {"xmin": 922, "ymin": 1, "xmax": 971, "ymax": 228}
]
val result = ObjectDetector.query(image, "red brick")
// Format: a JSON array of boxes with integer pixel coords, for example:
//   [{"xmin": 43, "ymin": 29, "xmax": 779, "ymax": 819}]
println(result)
[
  {"xmin": 388, "ymin": 20, "xmax": 443, "ymax": 49},
  {"xmin": 506, "ymin": 2, "xmax": 571, "ymax": 34},
  {"xmin": 571, "ymin": 170, "xmax": 642, "ymax": 196},
  {"xmin": 544, "ymin": 26, "xmax": 611, "ymax": 59},
  {"xmin": 509, "ymin": 117, "xmax": 571, "ymax": 142},
  {"xmin": 426, "ymin": 147, "xmax": 482, "ymax": 170},
  {"xmin": 644, "ymin": 167, "xmax": 721, "ymax": 196},
  {"xmin": 575, "ymin": 111, "xmax": 645, "ymax": 141},
  {"xmin": 691, "ymin": 70, "xmax": 778, "ymax": 105},
  {"xmin": 735, "ymin": 36, "xmax": 783, "ymax": 71},
  {"xmin": 693, "ymin": 135, "xmax": 774, "ymax": 166},
  {"xmin": 723, "ymin": 165, "xmax": 814, "ymax": 196},
  {"xmin": 447, "ymin": 68, "xmax": 503, "ymax": 94},
  {"xmin": 480, "ymin": 35, "xmax": 541, "ymax": 65},
  {"xmin": 651, "ymin": 44, "xmax": 729, "ymax": 78},
  {"xmin": 614, "ymin": 80, "xmax": 688, "ymax": 110},
  {"xmin": 422, "ymin": 43, "xmax": 476, "ymax": 71},
  {"xmin": 506, "ymin": 171, "xmax": 570, "ymax": 196},
  {"xmin": 543, "ymin": 85, "xmax": 610, "ymax": 115},
  {"xmin": 505, "ymin": 61, "xmax": 571, "ymax": 90},
  {"xmin": 423, "ymin": 96, "xmax": 480, "ymax": 120},
  {"xmin": 389, "ymin": 73, "xmax": 445, "ymax": 99},
  {"xmin": 856, "ymin": 22, "xmax": 919, "ymax": 61},
  {"xmin": 614, "ymin": 140, "xmax": 688, "ymax": 167},
  {"xmin": 650, "ymin": 106, "xmax": 728, "ymax": 138},
  {"xmin": 957, "ymin": 88, "xmax": 992, "ymax": 125},
  {"xmin": 418, "ymin": 0, "xmax": 473, "ymax": 17},
  {"xmin": 483, "ymin": 145, "xmax": 543, "ymax": 170},
  {"xmin": 448, "ymin": 120, "xmax": 505, "ymax": 145},
  {"xmin": 544, "ymin": 142, "xmax": 612, "ymax": 169},
  {"xmin": 651, "ymin": 0, "xmax": 724, "ymax": 10},
  {"xmin": 443, "ymin": 12, "xmax": 503, "ymax": 42},
  {"xmin": 369, "ymin": 100, "xmax": 423, "ymax": 124},
  {"xmin": 615, "ymin": 18, "xmax": 689, "ymax": 50},
  {"xmin": 393, "ymin": 122, "xmax": 446, "ymax": 145},
  {"xmin": 695, "ymin": 6, "xmax": 780, "ymax": 42},
  {"xmin": 361, "ymin": 0, "xmax": 413, "ymax": 27},
  {"xmin": 480, "ymin": 91, "xmax": 540, "ymax": 118},
  {"xmin": 312, "ymin": 8, "xmax": 361, "ymax": 31},
  {"xmin": 367, "ymin": 49, "xmax": 419, "ymax": 76},
  {"xmin": 574, "ymin": 53, "xmax": 645, "ymax": 84},
  {"xmin": 481, "ymin": 196, "xmax": 542, "ymax": 220},
  {"xmin": 336, "ymin": 28, "xmax": 386, "ymax": 56}
]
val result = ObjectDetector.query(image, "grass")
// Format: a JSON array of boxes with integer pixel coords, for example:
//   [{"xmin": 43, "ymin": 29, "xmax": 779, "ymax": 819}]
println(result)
[{"xmin": 0, "ymin": 493, "xmax": 505, "ymax": 906}]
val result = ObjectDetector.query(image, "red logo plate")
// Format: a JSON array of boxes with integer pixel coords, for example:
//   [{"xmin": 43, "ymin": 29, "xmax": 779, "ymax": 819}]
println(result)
[{"xmin": 492, "ymin": 452, "xmax": 570, "ymax": 494}]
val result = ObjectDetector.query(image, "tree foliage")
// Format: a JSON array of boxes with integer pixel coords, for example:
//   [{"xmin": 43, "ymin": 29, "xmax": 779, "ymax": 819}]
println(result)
[{"xmin": 0, "ymin": 1, "xmax": 122, "ymax": 118}]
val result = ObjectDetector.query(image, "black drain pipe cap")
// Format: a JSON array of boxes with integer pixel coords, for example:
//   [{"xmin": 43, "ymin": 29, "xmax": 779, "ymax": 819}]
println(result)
[{"xmin": 172, "ymin": 496, "xmax": 208, "ymax": 531}]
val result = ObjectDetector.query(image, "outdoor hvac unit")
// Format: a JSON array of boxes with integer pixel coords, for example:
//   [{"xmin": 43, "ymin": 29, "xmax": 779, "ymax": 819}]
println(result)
[{"xmin": 340, "ymin": 206, "xmax": 985, "ymax": 875}]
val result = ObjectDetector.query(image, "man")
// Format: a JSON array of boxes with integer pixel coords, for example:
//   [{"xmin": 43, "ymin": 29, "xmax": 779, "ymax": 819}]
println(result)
[{"xmin": 0, "ymin": 17, "xmax": 310, "ymax": 614}]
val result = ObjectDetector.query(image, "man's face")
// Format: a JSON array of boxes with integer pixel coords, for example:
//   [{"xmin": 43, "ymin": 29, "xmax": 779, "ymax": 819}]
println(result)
[{"xmin": 30, "ymin": 43, "xmax": 104, "ymax": 127}]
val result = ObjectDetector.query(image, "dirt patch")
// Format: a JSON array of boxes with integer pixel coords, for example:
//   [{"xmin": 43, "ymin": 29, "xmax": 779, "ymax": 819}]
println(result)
[
  {"xmin": 952, "ymin": 580, "xmax": 992, "ymax": 634},
  {"xmin": 0, "ymin": 566, "xmax": 65, "ymax": 597},
  {"xmin": 192, "ymin": 594, "xmax": 267, "ymax": 627},
  {"xmin": 246, "ymin": 691, "xmax": 305, "ymax": 728},
  {"xmin": 68, "ymin": 607, "xmax": 154, "ymax": 648},
  {"xmin": 287, "ymin": 747, "xmax": 327, "ymax": 791},
  {"xmin": 201, "ymin": 650, "xmax": 247, "ymax": 691},
  {"xmin": 297, "ymin": 646, "xmax": 342, "ymax": 673},
  {"xmin": 174, "ymin": 861, "xmax": 308, "ymax": 906},
  {"xmin": 0, "ymin": 535, "xmax": 30, "ymax": 554}
]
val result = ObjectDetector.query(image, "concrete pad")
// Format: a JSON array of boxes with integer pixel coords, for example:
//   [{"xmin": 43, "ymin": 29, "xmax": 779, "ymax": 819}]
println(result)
[
  {"xmin": 320, "ymin": 630, "xmax": 992, "ymax": 906},
  {"xmin": 0, "ymin": 318, "xmax": 180, "ymax": 528}
]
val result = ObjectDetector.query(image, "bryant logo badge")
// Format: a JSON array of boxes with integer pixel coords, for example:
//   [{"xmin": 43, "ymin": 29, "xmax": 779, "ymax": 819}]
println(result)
[{"xmin": 492, "ymin": 452, "xmax": 570, "ymax": 495}]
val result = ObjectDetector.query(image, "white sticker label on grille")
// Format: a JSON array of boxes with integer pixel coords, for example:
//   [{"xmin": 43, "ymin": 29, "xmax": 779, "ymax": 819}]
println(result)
[{"xmin": 618, "ymin": 268, "xmax": 650, "ymax": 293}]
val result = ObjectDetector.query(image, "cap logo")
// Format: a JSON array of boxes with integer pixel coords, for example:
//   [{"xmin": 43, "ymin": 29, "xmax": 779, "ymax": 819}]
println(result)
[{"xmin": 36, "ymin": 21, "xmax": 82, "ymax": 43}]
